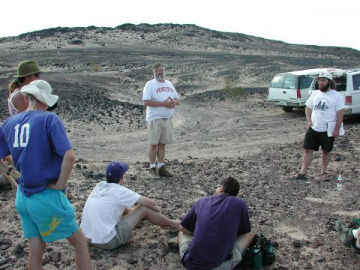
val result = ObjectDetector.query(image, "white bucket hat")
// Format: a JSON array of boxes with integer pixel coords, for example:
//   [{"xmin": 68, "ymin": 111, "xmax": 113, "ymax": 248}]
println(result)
[
  {"xmin": 21, "ymin": 80, "xmax": 58, "ymax": 107},
  {"xmin": 318, "ymin": 71, "xmax": 333, "ymax": 81}
]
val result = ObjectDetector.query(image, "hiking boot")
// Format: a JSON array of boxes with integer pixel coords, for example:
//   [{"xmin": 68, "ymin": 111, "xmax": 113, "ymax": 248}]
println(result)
[
  {"xmin": 158, "ymin": 166, "xmax": 173, "ymax": 177},
  {"xmin": 351, "ymin": 243, "xmax": 360, "ymax": 254},
  {"xmin": 335, "ymin": 219, "xmax": 355, "ymax": 247},
  {"xmin": 149, "ymin": 167, "xmax": 160, "ymax": 180}
]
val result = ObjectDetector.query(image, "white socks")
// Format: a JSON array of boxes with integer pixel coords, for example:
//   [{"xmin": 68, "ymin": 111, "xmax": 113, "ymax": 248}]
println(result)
[{"xmin": 150, "ymin": 163, "xmax": 165, "ymax": 169}]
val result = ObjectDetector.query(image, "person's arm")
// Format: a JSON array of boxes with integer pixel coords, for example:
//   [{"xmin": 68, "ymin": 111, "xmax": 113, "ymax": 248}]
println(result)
[
  {"xmin": 0, "ymin": 159, "xmax": 20, "ymax": 179},
  {"xmin": 136, "ymin": 196, "xmax": 161, "ymax": 212},
  {"xmin": 305, "ymin": 106, "xmax": 312, "ymax": 127},
  {"xmin": 179, "ymin": 224, "xmax": 194, "ymax": 235},
  {"xmin": 143, "ymin": 98, "xmax": 174, "ymax": 108},
  {"xmin": 12, "ymin": 92, "xmax": 29, "ymax": 113},
  {"xmin": 333, "ymin": 109, "xmax": 345, "ymax": 138},
  {"xmin": 48, "ymin": 149, "xmax": 75, "ymax": 190},
  {"xmin": 123, "ymin": 207, "xmax": 132, "ymax": 216}
]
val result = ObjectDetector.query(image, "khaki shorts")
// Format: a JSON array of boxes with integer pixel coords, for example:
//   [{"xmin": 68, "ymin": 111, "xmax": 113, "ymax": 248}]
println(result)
[
  {"xmin": 90, "ymin": 219, "xmax": 132, "ymax": 250},
  {"xmin": 179, "ymin": 240, "xmax": 242, "ymax": 270},
  {"xmin": 148, "ymin": 118, "xmax": 174, "ymax": 145}
]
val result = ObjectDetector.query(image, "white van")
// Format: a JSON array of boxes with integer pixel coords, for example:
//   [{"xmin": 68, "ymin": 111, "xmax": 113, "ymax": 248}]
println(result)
[
  {"xmin": 267, "ymin": 68, "xmax": 336, "ymax": 112},
  {"xmin": 308, "ymin": 68, "xmax": 360, "ymax": 115}
]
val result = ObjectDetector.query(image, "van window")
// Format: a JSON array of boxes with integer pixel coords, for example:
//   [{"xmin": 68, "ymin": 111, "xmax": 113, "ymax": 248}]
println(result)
[
  {"xmin": 299, "ymin": 76, "xmax": 314, "ymax": 89},
  {"xmin": 270, "ymin": 75, "xmax": 285, "ymax": 88},
  {"xmin": 283, "ymin": 76, "xmax": 296, "ymax": 89},
  {"xmin": 353, "ymin": 74, "xmax": 360, "ymax": 91}
]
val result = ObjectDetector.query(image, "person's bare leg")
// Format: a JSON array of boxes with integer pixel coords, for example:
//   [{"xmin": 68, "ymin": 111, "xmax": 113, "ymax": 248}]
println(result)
[
  {"xmin": 178, "ymin": 231, "xmax": 193, "ymax": 246},
  {"xmin": 299, "ymin": 149, "xmax": 314, "ymax": 175},
  {"xmin": 148, "ymin": 144, "xmax": 158, "ymax": 164},
  {"xmin": 157, "ymin": 144, "xmax": 166, "ymax": 164},
  {"xmin": 123, "ymin": 205, "xmax": 179, "ymax": 230},
  {"xmin": 67, "ymin": 230, "xmax": 92, "ymax": 270},
  {"xmin": 234, "ymin": 231, "xmax": 255, "ymax": 254},
  {"xmin": 321, "ymin": 150, "xmax": 331, "ymax": 174},
  {"xmin": 28, "ymin": 237, "xmax": 46, "ymax": 270}
]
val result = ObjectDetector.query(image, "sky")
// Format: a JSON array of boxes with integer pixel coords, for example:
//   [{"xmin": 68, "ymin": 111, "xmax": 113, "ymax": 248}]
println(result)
[{"xmin": 2, "ymin": 0, "xmax": 360, "ymax": 51}]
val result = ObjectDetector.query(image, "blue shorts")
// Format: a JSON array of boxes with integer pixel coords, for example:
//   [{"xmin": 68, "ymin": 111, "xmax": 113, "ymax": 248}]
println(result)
[{"xmin": 15, "ymin": 187, "xmax": 79, "ymax": 242}]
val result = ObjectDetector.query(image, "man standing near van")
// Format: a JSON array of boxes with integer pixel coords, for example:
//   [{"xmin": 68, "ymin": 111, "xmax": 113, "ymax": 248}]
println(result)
[
  {"xmin": 291, "ymin": 71, "xmax": 344, "ymax": 181},
  {"xmin": 143, "ymin": 63, "xmax": 179, "ymax": 179}
]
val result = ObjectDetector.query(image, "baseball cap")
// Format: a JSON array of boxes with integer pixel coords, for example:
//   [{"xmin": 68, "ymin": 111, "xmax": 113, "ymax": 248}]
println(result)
[
  {"xmin": 14, "ymin": 60, "xmax": 41, "ymax": 78},
  {"xmin": 106, "ymin": 161, "xmax": 129, "ymax": 182},
  {"xmin": 21, "ymin": 80, "xmax": 59, "ymax": 108},
  {"xmin": 318, "ymin": 71, "xmax": 333, "ymax": 80}
]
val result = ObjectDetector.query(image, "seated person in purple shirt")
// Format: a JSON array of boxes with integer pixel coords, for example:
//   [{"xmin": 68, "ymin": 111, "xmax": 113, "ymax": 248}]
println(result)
[{"xmin": 178, "ymin": 176, "xmax": 255, "ymax": 270}]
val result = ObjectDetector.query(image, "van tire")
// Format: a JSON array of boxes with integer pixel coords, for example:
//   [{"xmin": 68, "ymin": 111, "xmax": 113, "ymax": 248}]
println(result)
[{"xmin": 282, "ymin": 106, "xmax": 293, "ymax": 112}]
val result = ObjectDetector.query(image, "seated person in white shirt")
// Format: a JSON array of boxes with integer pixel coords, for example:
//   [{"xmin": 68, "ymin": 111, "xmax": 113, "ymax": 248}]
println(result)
[{"xmin": 80, "ymin": 161, "xmax": 180, "ymax": 250}]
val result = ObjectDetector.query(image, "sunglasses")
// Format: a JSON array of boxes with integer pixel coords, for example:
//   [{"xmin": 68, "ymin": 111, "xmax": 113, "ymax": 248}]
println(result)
[{"xmin": 216, "ymin": 184, "xmax": 222, "ymax": 189}]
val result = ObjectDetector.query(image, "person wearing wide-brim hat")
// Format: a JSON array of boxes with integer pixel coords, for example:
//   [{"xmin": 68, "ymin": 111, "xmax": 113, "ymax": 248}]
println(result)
[
  {"xmin": 8, "ymin": 60, "xmax": 42, "ymax": 116},
  {"xmin": 0, "ymin": 80, "xmax": 92, "ymax": 269}
]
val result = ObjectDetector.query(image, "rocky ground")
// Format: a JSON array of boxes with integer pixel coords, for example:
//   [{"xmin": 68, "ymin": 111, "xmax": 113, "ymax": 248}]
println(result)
[{"xmin": 1, "ymin": 91, "xmax": 360, "ymax": 269}]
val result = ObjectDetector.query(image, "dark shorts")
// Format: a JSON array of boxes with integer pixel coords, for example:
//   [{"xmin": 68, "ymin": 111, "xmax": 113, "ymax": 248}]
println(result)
[{"xmin": 303, "ymin": 127, "xmax": 335, "ymax": 152}]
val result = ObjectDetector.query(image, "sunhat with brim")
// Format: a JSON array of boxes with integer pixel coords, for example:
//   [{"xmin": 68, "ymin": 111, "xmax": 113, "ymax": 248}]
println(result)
[
  {"xmin": 14, "ymin": 60, "xmax": 41, "ymax": 78},
  {"xmin": 318, "ymin": 71, "xmax": 333, "ymax": 81},
  {"xmin": 21, "ymin": 80, "xmax": 58, "ymax": 107}
]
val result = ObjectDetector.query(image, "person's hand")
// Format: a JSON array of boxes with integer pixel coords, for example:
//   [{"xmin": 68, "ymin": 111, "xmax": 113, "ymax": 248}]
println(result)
[
  {"xmin": 307, "ymin": 120, "xmax": 312, "ymax": 128},
  {"xmin": 332, "ymin": 129, "xmax": 339, "ymax": 138},
  {"xmin": 48, "ymin": 182, "xmax": 64, "ymax": 190},
  {"xmin": 164, "ymin": 98, "xmax": 175, "ymax": 108}
]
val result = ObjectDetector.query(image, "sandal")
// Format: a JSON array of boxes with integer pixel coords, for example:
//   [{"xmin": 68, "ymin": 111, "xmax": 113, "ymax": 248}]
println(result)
[
  {"xmin": 321, "ymin": 172, "xmax": 331, "ymax": 181},
  {"xmin": 290, "ymin": 173, "xmax": 307, "ymax": 180}
]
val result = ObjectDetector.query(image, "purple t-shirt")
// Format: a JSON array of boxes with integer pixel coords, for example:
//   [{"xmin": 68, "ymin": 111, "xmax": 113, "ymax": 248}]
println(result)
[{"xmin": 181, "ymin": 194, "xmax": 251, "ymax": 270}]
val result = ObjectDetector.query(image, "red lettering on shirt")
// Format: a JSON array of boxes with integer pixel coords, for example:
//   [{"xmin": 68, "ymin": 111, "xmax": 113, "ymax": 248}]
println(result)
[{"xmin": 156, "ymin": 87, "xmax": 174, "ymax": 94}]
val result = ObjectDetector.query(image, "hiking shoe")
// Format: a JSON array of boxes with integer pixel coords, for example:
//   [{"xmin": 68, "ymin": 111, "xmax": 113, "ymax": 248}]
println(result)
[
  {"xmin": 351, "ymin": 243, "xmax": 360, "ymax": 254},
  {"xmin": 335, "ymin": 219, "xmax": 355, "ymax": 247},
  {"xmin": 158, "ymin": 166, "xmax": 173, "ymax": 177},
  {"xmin": 149, "ymin": 167, "xmax": 160, "ymax": 180},
  {"xmin": 290, "ymin": 173, "xmax": 307, "ymax": 181}
]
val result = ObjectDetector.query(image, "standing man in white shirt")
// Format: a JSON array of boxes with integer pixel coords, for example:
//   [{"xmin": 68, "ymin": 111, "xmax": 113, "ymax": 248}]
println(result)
[
  {"xmin": 143, "ymin": 63, "xmax": 180, "ymax": 178},
  {"xmin": 291, "ymin": 71, "xmax": 344, "ymax": 181}
]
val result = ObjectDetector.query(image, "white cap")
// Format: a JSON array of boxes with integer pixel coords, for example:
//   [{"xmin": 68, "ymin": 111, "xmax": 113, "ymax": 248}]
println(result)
[
  {"xmin": 21, "ymin": 80, "xmax": 58, "ymax": 107},
  {"xmin": 318, "ymin": 71, "xmax": 333, "ymax": 80}
]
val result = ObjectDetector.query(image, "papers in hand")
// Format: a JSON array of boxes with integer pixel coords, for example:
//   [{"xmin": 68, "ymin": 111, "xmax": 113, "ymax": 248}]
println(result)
[{"xmin": 327, "ymin": 121, "xmax": 345, "ymax": 137}]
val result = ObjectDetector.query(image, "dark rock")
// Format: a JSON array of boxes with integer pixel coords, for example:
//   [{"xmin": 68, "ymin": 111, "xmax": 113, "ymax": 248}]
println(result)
[
  {"xmin": 49, "ymin": 251, "xmax": 62, "ymax": 263},
  {"xmin": 126, "ymin": 257, "xmax": 137, "ymax": 264},
  {"xmin": 167, "ymin": 237, "xmax": 178, "ymax": 250},
  {"xmin": 13, "ymin": 244, "xmax": 23, "ymax": 255},
  {"xmin": 0, "ymin": 239, "xmax": 12, "ymax": 250},
  {"xmin": 0, "ymin": 258, "xmax": 11, "ymax": 266},
  {"xmin": 293, "ymin": 240, "xmax": 302, "ymax": 248}
]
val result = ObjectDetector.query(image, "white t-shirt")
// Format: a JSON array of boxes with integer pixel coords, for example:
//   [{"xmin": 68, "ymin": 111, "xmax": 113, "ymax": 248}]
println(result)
[
  {"xmin": 305, "ymin": 89, "xmax": 344, "ymax": 132},
  {"xmin": 142, "ymin": 79, "xmax": 179, "ymax": 122},
  {"xmin": 80, "ymin": 181, "xmax": 140, "ymax": 244}
]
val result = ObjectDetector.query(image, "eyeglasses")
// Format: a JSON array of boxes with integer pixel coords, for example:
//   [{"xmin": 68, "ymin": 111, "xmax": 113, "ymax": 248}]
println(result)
[{"xmin": 216, "ymin": 184, "xmax": 222, "ymax": 189}]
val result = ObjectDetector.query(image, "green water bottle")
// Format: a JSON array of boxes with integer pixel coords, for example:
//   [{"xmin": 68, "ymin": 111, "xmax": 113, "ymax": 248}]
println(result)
[{"xmin": 252, "ymin": 243, "xmax": 262, "ymax": 270}]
